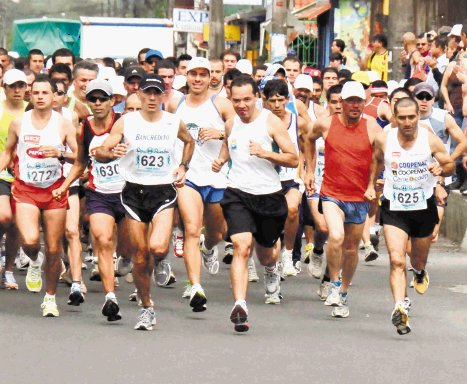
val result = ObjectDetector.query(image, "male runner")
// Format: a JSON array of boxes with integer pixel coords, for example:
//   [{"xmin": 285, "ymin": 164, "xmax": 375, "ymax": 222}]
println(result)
[
  {"xmin": 212, "ymin": 75, "xmax": 298, "ymax": 332},
  {"xmin": 93, "ymin": 74, "xmax": 194, "ymax": 330},
  {"xmin": 365, "ymin": 97, "xmax": 454, "ymax": 334},
  {"xmin": 0, "ymin": 75, "xmax": 77, "ymax": 316}
]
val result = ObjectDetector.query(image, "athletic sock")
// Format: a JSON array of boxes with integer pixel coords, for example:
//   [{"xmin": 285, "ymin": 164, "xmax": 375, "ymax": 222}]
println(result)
[
  {"xmin": 412, "ymin": 268, "xmax": 422, "ymax": 275},
  {"xmin": 321, "ymin": 274, "xmax": 330, "ymax": 283},
  {"xmin": 106, "ymin": 291, "xmax": 116, "ymax": 301},
  {"xmin": 234, "ymin": 299, "xmax": 246, "ymax": 307},
  {"xmin": 314, "ymin": 248, "xmax": 324, "ymax": 256},
  {"xmin": 331, "ymin": 280, "xmax": 341, "ymax": 288},
  {"xmin": 45, "ymin": 293, "xmax": 55, "ymax": 300},
  {"xmin": 340, "ymin": 291, "xmax": 348, "ymax": 298},
  {"xmin": 5, "ymin": 271, "xmax": 13, "ymax": 278}
]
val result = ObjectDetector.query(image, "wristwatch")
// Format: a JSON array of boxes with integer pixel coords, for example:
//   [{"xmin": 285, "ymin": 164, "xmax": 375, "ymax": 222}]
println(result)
[
  {"xmin": 218, "ymin": 130, "xmax": 225, "ymax": 140},
  {"xmin": 179, "ymin": 161, "xmax": 189, "ymax": 170},
  {"xmin": 436, "ymin": 180, "xmax": 445, "ymax": 187},
  {"xmin": 58, "ymin": 150, "xmax": 66, "ymax": 162}
]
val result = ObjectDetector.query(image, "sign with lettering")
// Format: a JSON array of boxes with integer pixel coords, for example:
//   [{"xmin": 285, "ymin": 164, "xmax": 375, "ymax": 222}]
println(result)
[{"xmin": 173, "ymin": 8, "xmax": 209, "ymax": 33}]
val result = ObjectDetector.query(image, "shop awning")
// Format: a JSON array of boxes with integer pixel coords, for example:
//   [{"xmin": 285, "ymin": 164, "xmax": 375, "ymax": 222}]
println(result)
[{"xmin": 292, "ymin": 0, "xmax": 331, "ymax": 20}]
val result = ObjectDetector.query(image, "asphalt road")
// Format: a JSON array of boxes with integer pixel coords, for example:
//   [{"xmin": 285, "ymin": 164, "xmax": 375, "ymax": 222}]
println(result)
[{"xmin": 1, "ymin": 237, "xmax": 466, "ymax": 384}]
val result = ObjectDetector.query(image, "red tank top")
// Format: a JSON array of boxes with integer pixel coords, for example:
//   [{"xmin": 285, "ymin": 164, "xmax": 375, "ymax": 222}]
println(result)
[
  {"xmin": 364, "ymin": 97, "xmax": 384, "ymax": 118},
  {"xmin": 320, "ymin": 114, "xmax": 372, "ymax": 201}
]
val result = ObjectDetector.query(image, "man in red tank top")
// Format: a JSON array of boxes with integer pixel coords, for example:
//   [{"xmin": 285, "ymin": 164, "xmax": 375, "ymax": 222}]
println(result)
[{"xmin": 304, "ymin": 81, "xmax": 381, "ymax": 318}]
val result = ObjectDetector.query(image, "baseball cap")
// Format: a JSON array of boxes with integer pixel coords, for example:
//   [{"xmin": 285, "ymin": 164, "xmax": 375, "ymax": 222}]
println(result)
[
  {"xmin": 367, "ymin": 70, "xmax": 381, "ymax": 83},
  {"xmin": 236, "ymin": 59, "xmax": 253, "ymax": 75},
  {"xmin": 294, "ymin": 74, "xmax": 313, "ymax": 91},
  {"xmin": 264, "ymin": 63, "xmax": 286, "ymax": 77},
  {"xmin": 145, "ymin": 49, "xmax": 164, "ymax": 61},
  {"xmin": 122, "ymin": 57, "xmax": 138, "ymax": 68},
  {"xmin": 86, "ymin": 79, "xmax": 113, "ymax": 96},
  {"xmin": 108, "ymin": 76, "xmax": 127, "ymax": 97},
  {"xmin": 413, "ymin": 82, "xmax": 435, "ymax": 97},
  {"xmin": 308, "ymin": 68, "xmax": 321, "ymax": 78},
  {"xmin": 173, "ymin": 75, "xmax": 187, "ymax": 90},
  {"xmin": 97, "ymin": 66, "xmax": 117, "ymax": 80},
  {"xmin": 351, "ymin": 71, "xmax": 371, "ymax": 86},
  {"xmin": 124, "ymin": 66, "xmax": 145, "ymax": 82},
  {"xmin": 140, "ymin": 74, "xmax": 165, "ymax": 93},
  {"xmin": 3, "ymin": 69, "xmax": 27, "ymax": 85},
  {"xmin": 186, "ymin": 57, "xmax": 211, "ymax": 73},
  {"xmin": 259, "ymin": 76, "xmax": 277, "ymax": 92},
  {"xmin": 448, "ymin": 24, "xmax": 463, "ymax": 37},
  {"xmin": 341, "ymin": 81, "xmax": 366, "ymax": 100}
]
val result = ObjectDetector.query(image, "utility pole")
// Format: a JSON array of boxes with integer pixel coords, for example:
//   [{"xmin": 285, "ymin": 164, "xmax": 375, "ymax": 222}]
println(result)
[
  {"xmin": 208, "ymin": 0, "xmax": 224, "ymax": 59},
  {"xmin": 270, "ymin": 0, "xmax": 288, "ymax": 62}
]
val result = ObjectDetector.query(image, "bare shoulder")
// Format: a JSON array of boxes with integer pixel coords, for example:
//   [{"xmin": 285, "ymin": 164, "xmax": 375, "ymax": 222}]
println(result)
[{"xmin": 167, "ymin": 95, "xmax": 184, "ymax": 113}]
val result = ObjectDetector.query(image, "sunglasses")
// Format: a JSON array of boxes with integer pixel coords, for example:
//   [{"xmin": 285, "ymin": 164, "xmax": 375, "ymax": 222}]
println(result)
[
  {"xmin": 415, "ymin": 93, "xmax": 433, "ymax": 101},
  {"xmin": 55, "ymin": 90, "xmax": 66, "ymax": 96},
  {"xmin": 145, "ymin": 60, "xmax": 158, "ymax": 65},
  {"xmin": 86, "ymin": 95, "xmax": 111, "ymax": 103}
]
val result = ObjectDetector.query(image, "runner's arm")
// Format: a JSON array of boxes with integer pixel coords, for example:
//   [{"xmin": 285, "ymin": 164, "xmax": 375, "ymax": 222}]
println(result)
[
  {"xmin": 94, "ymin": 118, "xmax": 126, "ymax": 163},
  {"xmin": 364, "ymin": 132, "xmax": 386, "ymax": 201},
  {"xmin": 177, "ymin": 120, "xmax": 195, "ymax": 166},
  {"xmin": 444, "ymin": 113, "xmax": 467, "ymax": 160},
  {"xmin": 212, "ymin": 119, "xmax": 232, "ymax": 172},
  {"xmin": 0, "ymin": 119, "xmax": 19, "ymax": 173},
  {"xmin": 428, "ymin": 133, "xmax": 455, "ymax": 177}
]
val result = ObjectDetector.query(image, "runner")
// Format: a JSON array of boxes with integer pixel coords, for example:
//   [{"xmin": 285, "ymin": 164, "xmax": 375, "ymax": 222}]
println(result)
[
  {"xmin": 92, "ymin": 74, "xmax": 194, "ymax": 330},
  {"xmin": 364, "ymin": 97, "xmax": 454, "ymax": 334},
  {"xmin": 167, "ymin": 57, "xmax": 235, "ymax": 311},
  {"xmin": 0, "ymin": 75, "xmax": 77, "ymax": 316},
  {"xmin": 212, "ymin": 75, "xmax": 298, "ymax": 332}
]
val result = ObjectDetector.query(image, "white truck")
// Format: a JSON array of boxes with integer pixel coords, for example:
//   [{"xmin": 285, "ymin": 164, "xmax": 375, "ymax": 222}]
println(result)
[{"xmin": 80, "ymin": 17, "xmax": 174, "ymax": 59}]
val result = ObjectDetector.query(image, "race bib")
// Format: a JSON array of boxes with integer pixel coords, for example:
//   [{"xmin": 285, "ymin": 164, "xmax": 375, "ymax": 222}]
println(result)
[
  {"xmin": 135, "ymin": 148, "xmax": 172, "ymax": 176},
  {"xmin": 94, "ymin": 161, "xmax": 121, "ymax": 184},
  {"xmin": 25, "ymin": 164, "xmax": 60, "ymax": 188},
  {"xmin": 390, "ymin": 189, "xmax": 427, "ymax": 211}
]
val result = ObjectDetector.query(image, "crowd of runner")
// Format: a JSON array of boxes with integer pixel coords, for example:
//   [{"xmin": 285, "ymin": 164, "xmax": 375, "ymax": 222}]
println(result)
[{"xmin": 0, "ymin": 23, "xmax": 466, "ymax": 335}]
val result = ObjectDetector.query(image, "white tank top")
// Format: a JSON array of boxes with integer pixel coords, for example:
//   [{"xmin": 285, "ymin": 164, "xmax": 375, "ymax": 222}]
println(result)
[
  {"xmin": 176, "ymin": 96, "xmax": 227, "ymax": 188},
  {"xmin": 314, "ymin": 137, "xmax": 325, "ymax": 193},
  {"xmin": 17, "ymin": 110, "xmax": 64, "ymax": 188},
  {"xmin": 279, "ymin": 113, "xmax": 300, "ymax": 182},
  {"xmin": 87, "ymin": 128, "xmax": 124, "ymax": 194},
  {"xmin": 59, "ymin": 107, "xmax": 79, "ymax": 188},
  {"xmin": 307, "ymin": 103, "xmax": 318, "ymax": 122},
  {"xmin": 227, "ymin": 109, "xmax": 281, "ymax": 194},
  {"xmin": 383, "ymin": 128, "xmax": 436, "ymax": 211},
  {"xmin": 119, "ymin": 111, "xmax": 179, "ymax": 185}
]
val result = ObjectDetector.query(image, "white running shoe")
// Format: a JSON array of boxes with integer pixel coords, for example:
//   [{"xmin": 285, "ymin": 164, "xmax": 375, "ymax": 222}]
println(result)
[
  {"xmin": 308, "ymin": 253, "xmax": 323, "ymax": 279},
  {"xmin": 364, "ymin": 244, "xmax": 379, "ymax": 262},
  {"xmin": 2, "ymin": 271, "xmax": 19, "ymax": 290},
  {"xmin": 15, "ymin": 248, "xmax": 30, "ymax": 270},
  {"xmin": 115, "ymin": 256, "xmax": 133, "ymax": 277},
  {"xmin": 26, "ymin": 263, "xmax": 42, "ymax": 292},
  {"xmin": 155, "ymin": 259, "xmax": 176, "ymax": 287},
  {"xmin": 391, "ymin": 302, "xmax": 411, "ymax": 335},
  {"xmin": 317, "ymin": 281, "xmax": 332, "ymax": 301},
  {"xmin": 281, "ymin": 251, "xmax": 297, "ymax": 277},
  {"xmin": 331, "ymin": 294, "xmax": 349, "ymax": 318},
  {"xmin": 324, "ymin": 283, "xmax": 341, "ymax": 306},
  {"xmin": 189, "ymin": 283, "xmax": 207, "ymax": 312},
  {"xmin": 230, "ymin": 301, "xmax": 249, "ymax": 332},
  {"xmin": 265, "ymin": 291, "xmax": 281, "ymax": 305},
  {"xmin": 182, "ymin": 281, "xmax": 192, "ymax": 299},
  {"xmin": 248, "ymin": 257, "xmax": 259, "ymax": 282},
  {"xmin": 172, "ymin": 232, "xmax": 184, "ymax": 258},
  {"xmin": 200, "ymin": 241, "xmax": 219, "ymax": 275},
  {"xmin": 41, "ymin": 295, "xmax": 59, "ymax": 317},
  {"xmin": 264, "ymin": 265, "xmax": 280, "ymax": 295},
  {"xmin": 134, "ymin": 307, "xmax": 157, "ymax": 331}
]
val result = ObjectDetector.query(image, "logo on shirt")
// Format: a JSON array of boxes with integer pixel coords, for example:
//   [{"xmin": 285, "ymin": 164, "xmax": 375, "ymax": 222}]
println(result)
[
  {"xmin": 391, "ymin": 152, "xmax": 401, "ymax": 158},
  {"xmin": 231, "ymin": 139, "xmax": 237, "ymax": 150},
  {"xmin": 24, "ymin": 135, "xmax": 41, "ymax": 144},
  {"xmin": 26, "ymin": 147, "xmax": 45, "ymax": 159}
]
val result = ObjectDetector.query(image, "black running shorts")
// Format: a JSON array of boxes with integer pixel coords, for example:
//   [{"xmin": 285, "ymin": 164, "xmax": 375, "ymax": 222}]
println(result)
[
  {"xmin": 221, "ymin": 187, "xmax": 288, "ymax": 248},
  {"xmin": 121, "ymin": 182, "xmax": 177, "ymax": 223},
  {"xmin": 0, "ymin": 179, "xmax": 11, "ymax": 196},
  {"xmin": 380, "ymin": 195, "xmax": 439, "ymax": 238}
]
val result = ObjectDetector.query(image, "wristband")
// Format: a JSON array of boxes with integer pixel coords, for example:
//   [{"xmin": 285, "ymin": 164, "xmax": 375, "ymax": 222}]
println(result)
[{"xmin": 179, "ymin": 161, "xmax": 189, "ymax": 170}]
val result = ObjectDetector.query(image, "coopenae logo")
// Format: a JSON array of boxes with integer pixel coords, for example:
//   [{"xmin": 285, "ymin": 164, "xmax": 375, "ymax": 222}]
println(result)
[{"xmin": 26, "ymin": 147, "xmax": 45, "ymax": 159}]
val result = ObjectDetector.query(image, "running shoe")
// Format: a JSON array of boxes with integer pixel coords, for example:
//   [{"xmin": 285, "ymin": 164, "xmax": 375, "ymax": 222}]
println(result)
[
  {"xmin": 223, "ymin": 242, "xmax": 234, "ymax": 264},
  {"xmin": 81, "ymin": 262, "xmax": 88, "ymax": 270},
  {"xmin": 138, "ymin": 297, "xmax": 154, "ymax": 307},
  {"xmin": 59, "ymin": 264, "xmax": 73, "ymax": 286},
  {"xmin": 83, "ymin": 243, "xmax": 94, "ymax": 262},
  {"xmin": 230, "ymin": 302, "xmax": 249, "ymax": 332},
  {"xmin": 317, "ymin": 281, "xmax": 332, "ymax": 301},
  {"xmin": 403, "ymin": 297, "xmax": 412, "ymax": 313},
  {"xmin": 155, "ymin": 258, "xmax": 176, "ymax": 287},
  {"xmin": 2, "ymin": 271, "xmax": 19, "ymax": 290},
  {"xmin": 331, "ymin": 294, "xmax": 349, "ymax": 318},
  {"xmin": 391, "ymin": 302, "xmax": 411, "ymax": 335},
  {"xmin": 41, "ymin": 296, "xmax": 59, "ymax": 317},
  {"xmin": 308, "ymin": 252, "xmax": 323, "ymax": 279},
  {"xmin": 115, "ymin": 256, "xmax": 133, "ymax": 277},
  {"xmin": 412, "ymin": 270, "xmax": 429, "ymax": 294},
  {"xmin": 15, "ymin": 248, "xmax": 30, "ymax": 270},
  {"xmin": 189, "ymin": 283, "xmax": 207, "ymax": 312},
  {"xmin": 102, "ymin": 295, "xmax": 122, "ymax": 321},
  {"xmin": 370, "ymin": 232, "xmax": 380, "ymax": 251},
  {"xmin": 129, "ymin": 288, "xmax": 138, "ymax": 302},
  {"xmin": 80, "ymin": 281, "xmax": 88, "ymax": 295},
  {"xmin": 281, "ymin": 251, "xmax": 297, "ymax": 277},
  {"xmin": 359, "ymin": 240, "xmax": 365, "ymax": 250},
  {"xmin": 68, "ymin": 283, "xmax": 85, "ymax": 306},
  {"xmin": 26, "ymin": 263, "xmax": 42, "ymax": 292},
  {"xmin": 90, "ymin": 258, "xmax": 101, "ymax": 281},
  {"xmin": 134, "ymin": 307, "xmax": 157, "ymax": 331},
  {"xmin": 172, "ymin": 232, "xmax": 184, "ymax": 258},
  {"xmin": 248, "ymin": 257, "xmax": 259, "ymax": 282},
  {"xmin": 182, "ymin": 281, "xmax": 192, "ymax": 299},
  {"xmin": 303, "ymin": 243, "xmax": 314, "ymax": 264},
  {"xmin": 200, "ymin": 241, "xmax": 219, "ymax": 275},
  {"xmin": 264, "ymin": 265, "xmax": 280, "ymax": 295},
  {"xmin": 324, "ymin": 283, "xmax": 341, "ymax": 306},
  {"xmin": 293, "ymin": 260, "xmax": 302, "ymax": 274},
  {"xmin": 364, "ymin": 244, "xmax": 379, "ymax": 262},
  {"xmin": 265, "ymin": 291, "xmax": 281, "ymax": 305}
]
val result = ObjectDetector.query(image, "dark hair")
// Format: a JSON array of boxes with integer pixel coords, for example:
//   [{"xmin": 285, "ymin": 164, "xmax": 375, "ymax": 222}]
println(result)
[
  {"xmin": 389, "ymin": 87, "xmax": 412, "ymax": 102},
  {"xmin": 103, "ymin": 57, "xmax": 116, "ymax": 68},
  {"xmin": 333, "ymin": 39, "xmax": 346, "ymax": 52},
  {"xmin": 230, "ymin": 74, "xmax": 259, "ymax": 95},
  {"xmin": 372, "ymin": 33, "xmax": 388, "ymax": 48},
  {"xmin": 28, "ymin": 49, "xmax": 44, "ymax": 61},
  {"xmin": 263, "ymin": 79, "xmax": 289, "ymax": 99},
  {"xmin": 220, "ymin": 49, "xmax": 241, "ymax": 61},
  {"xmin": 156, "ymin": 60, "xmax": 176, "ymax": 73},
  {"xmin": 337, "ymin": 68, "xmax": 352, "ymax": 80},
  {"xmin": 138, "ymin": 48, "xmax": 150, "ymax": 58},
  {"xmin": 164, "ymin": 56, "xmax": 178, "ymax": 67},
  {"xmin": 312, "ymin": 76, "xmax": 323, "ymax": 87},
  {"xmin": 52, "ymin": 48, "xmax": 75, "ymax": 65},
  {"xmin": 371, "ymin": 80, "xmax": 388, "ymax": 88},
  {"xmin": 253, "ymin": 64, "xmax": 267, "ymax": 76},
  {"xmin": 223, "ymin": 68, "xmax": 242, "ymax": 86},
  {"xmin": 14, "ymin": 57, "xmax": 27, "ymax": 70},
  {"xmin": 50, "ymin": 78, "xmax": 68, "ymax": 93},
  {"xmin": 176, "ymin": 54, "xmax": 192, "ymax": 67},
  {"xmin": 326, "ymin": 84, "xmax": 343, "ymax": 101},
  {"xmin": 49, "ymin": 63, "xmax": 72, "ymax": 82},
  {"xmin": 72, "ymin": 60, "xmax": 99, "ymax": 78},
  {"xmin": 330, "ymin": 52, "xmax": 343, "ymax": 62},
  {"xmin": 433, "ymin": 36, "xmax": 447, "ymax": 51},
  {"xmin": 32, "ymin": 74, "xmax": 57, "ymax": 92},
  {"xmin": 322, "ymin": 67, "xmax": 339, "ymax": 78},
  {"xmin": 394, "ymin": 96, "xmax": 419, "ymax": 115},
  {"xmin": 0, "ymin": 47, "xmax": 8, "ymax": 56},
  {"xmin": 283, "ymin": 56, "xmax": 302, "ymax": 68},
  {"xmin": 403, "ymin": 77, "xmax": 423, "ymax": 90}
]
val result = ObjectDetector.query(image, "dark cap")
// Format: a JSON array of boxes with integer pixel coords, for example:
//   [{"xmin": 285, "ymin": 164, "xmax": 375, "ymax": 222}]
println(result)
[
  {"xmin": 145, "ymin": 49, "xmax": 164, "ymax": 61},
  {"xmin": 140, "ymin": 74, "xmax": 165, "ymax": 93},
  {"xmin": 122, "ymin": 57, "xmax": 138, "ymax": 68},
  {"xmin": 124, "ymin": 66, "xmax": 145, "ymax": 82},
  {"xmin": 413, "ymin": 82, "xmax": 435, "ymax": 97}
]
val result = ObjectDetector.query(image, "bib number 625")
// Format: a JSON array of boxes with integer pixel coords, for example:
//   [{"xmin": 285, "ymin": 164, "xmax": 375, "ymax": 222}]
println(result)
[{"xmin": 397, "ymin": 191, "xmax": 420, "ymax": 204}]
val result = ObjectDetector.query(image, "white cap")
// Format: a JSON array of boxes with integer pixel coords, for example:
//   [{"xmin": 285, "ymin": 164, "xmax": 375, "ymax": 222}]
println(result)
[
  {"xmin": 186, "ymin": 57, "xmax": 211, "ymax": 73},
  {"xmin": 173, "ymin": 75, "xmax": 187, "ymax": 90},
  {"xmin": 98, "ymin": 66, "xmax": 117, "ymax": 80},
  {"xmin": 7, "ymin": 51, "xmax": 19, "ymax": 59},
  {"xmin": 448, "ymin": 24, "xmax": 463, "ymax": 37},
  {"xmin": 236, "ymin": 59, "xmax": 253, "ymax": 75},
  {"xmin": 387, "ymin": 80, "xmax": 399, "ymax": 96},
  {"xmin": 107, "ymin": 76, "xmax": 127, "ymax": 97},
  {"xmin": 294, "ymin": 74, "xmax": 313, "ymax": 91},
  {"xmin": 367, "ymin": 70, "xmax": 381, "ymax": 83},
  {"xmin": 341, "ymin": 81, "xmax": 365, "ymax": 100},
  {"xmin": 3, "ymin": 69, "xmax": 27, "ymax": 85},
  {"xmin": 265, "ymin": 63, "xmax": 286, "ymax": 77}
]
